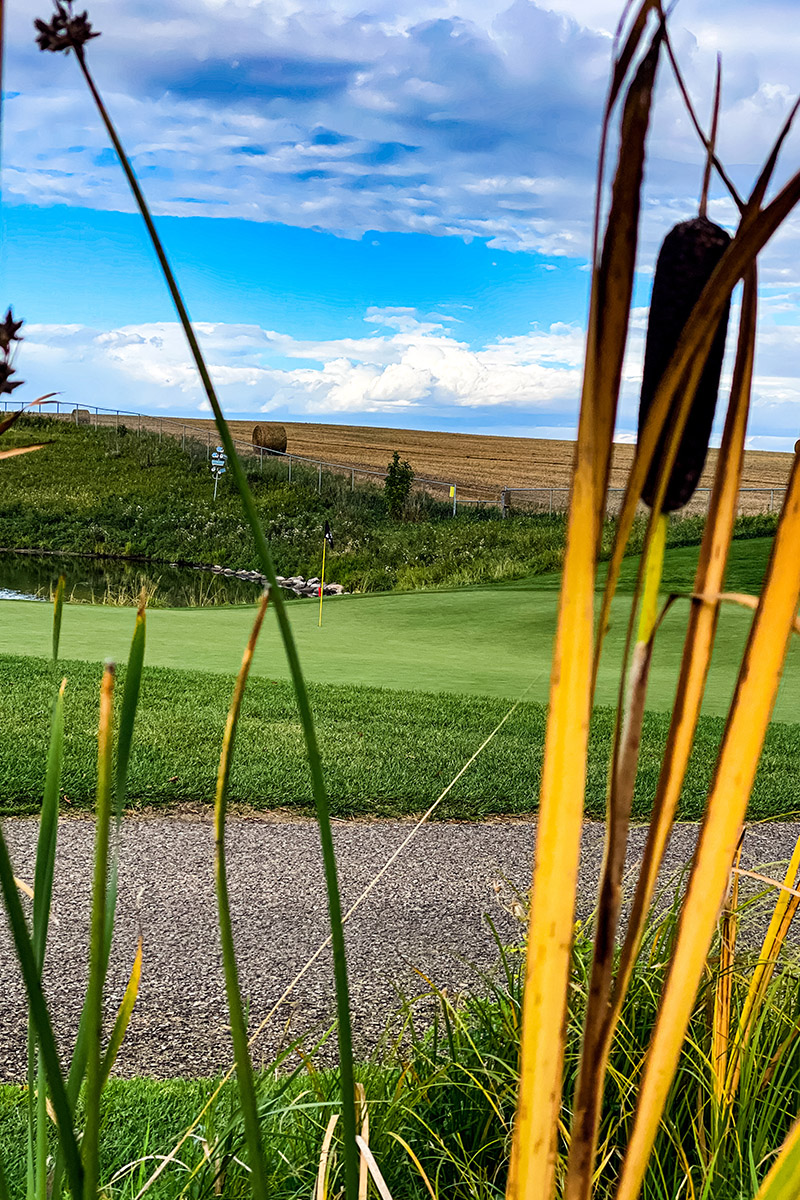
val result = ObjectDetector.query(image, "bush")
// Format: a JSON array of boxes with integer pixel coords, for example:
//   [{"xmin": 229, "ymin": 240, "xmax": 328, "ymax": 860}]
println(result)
[{"xmin": 384, "ymin": 450, "xmax": 414, "ymax": 518}]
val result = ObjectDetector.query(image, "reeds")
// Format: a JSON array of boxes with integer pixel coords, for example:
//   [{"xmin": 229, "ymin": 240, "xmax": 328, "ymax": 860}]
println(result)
[
  {"xmin": 509, "ymin": 4, "xmax": 800, "ymax": 1199},
  {"xmin": 4, "ymin": 1, "xmax": 800, "ymax": 1197}
]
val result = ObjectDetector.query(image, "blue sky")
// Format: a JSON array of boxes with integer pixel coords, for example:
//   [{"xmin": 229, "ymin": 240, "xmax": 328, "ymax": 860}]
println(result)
[{"xmin": 2, "ymin": 0, "xmax": 800, "ymax": 446}]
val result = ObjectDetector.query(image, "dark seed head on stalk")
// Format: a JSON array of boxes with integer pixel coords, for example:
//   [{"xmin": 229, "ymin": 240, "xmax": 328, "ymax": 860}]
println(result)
[
  {"xmin": 35, "ymin": 2, "xmax": 99, "ymax": 55},
  {"xmin": 0, "ymin": 309, "xmax": 24, "ymax": 395},
  {"xmin": 638, "ymin": 216, "xmax": 731, "ymax": 511}
]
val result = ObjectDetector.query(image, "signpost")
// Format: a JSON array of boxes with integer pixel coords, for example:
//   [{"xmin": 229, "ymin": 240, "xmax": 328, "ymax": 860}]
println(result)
[{"xmin": 211, "ymin": 445, "xmax": 226, "ymax": 499}]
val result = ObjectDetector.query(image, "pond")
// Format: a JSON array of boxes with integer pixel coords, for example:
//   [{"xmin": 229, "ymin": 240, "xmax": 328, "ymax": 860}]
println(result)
[{"xmin": 0, "ymin": 552, "xmax": 265, "ymax": 607}]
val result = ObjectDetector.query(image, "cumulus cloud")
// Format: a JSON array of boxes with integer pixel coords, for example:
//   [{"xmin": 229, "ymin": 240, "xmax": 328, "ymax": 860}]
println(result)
[
  {"xmin": 5, "ymin": 0, "xmax": 800, "ymax": 260},
  {"xmin": 13, "ymin": 303, "xmax": 800, "ymax": 448},
  {"xmin": 17, "ymin": 309, "xmax": 585, "ymax": 423}
]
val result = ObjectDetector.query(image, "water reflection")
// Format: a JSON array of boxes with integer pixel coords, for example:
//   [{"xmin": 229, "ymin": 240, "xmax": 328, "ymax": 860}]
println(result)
[{"xmin": 0, "ymin": 552, "xmax": 264, "ymax": 607}]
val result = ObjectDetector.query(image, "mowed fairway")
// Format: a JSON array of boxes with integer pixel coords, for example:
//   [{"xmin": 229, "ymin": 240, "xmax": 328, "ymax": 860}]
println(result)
[{"xmin": 2, "ymin": 538, "xmax": 799, "ymax": 720}]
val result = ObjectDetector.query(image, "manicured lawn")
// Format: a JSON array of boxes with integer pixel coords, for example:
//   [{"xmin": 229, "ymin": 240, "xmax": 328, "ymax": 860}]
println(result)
[{"xmin": 0, "ymin": 537, "xmax": 797, "ymax": 719}]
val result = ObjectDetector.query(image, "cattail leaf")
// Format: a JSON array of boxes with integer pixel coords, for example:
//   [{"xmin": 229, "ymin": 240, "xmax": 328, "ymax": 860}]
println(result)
[
  {"xmin": 564, "ymin": 515, "xmax": 667, "ymax": 1200},
  {"xmin": 611, "ymin": 268, "xmax": 758, "ymax": 1020},
  {"xmin": 0, "ymin": 442, "xmax": 49, "ymax": 460},
  {"xmin": 591, "ymin": 30, "xmax": 662, "ymax": 532},
  {"xmin": 507, "ymin": 31, "xmax": 661, "ymax": 1200},
  {"xmin": 615, "ymin": 453, "xmax": 800, "ymax": 1200},
  {"xmin": 747, "ymin": 96, "xmax": 800, "ymax": 214}
]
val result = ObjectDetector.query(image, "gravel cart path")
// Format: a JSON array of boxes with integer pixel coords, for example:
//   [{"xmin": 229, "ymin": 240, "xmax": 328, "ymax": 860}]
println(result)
[{"xmin": 1, "ymin": 815, "xmax": 797, "ymax": 1081}]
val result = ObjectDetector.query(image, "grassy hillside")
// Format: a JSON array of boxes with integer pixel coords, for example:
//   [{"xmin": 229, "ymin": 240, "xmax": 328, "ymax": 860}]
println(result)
[
  {"xmin": 3, "ymin": 652, "xmax": 800, "ymax": 820},
  {"xmin": 0, "ymin": 416, "xmax": 778, "ymax": 593}
]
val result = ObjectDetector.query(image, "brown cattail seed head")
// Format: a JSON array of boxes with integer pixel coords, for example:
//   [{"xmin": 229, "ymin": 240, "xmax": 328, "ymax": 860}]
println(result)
[{"xmin": 638, "ymin": 216, "xmax": 731, "ymax": 511}]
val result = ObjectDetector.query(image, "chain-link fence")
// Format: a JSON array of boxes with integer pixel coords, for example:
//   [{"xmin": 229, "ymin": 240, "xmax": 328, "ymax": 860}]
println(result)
[{"xmin": 500, "ymin": 486, "xmax": 786, "ymax": 518}]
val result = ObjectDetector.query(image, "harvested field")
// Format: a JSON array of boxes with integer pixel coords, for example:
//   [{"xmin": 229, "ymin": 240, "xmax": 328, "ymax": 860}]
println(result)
[{"xmin": 50, "ymin": 412, "xmax": 794, "ymax": 512}]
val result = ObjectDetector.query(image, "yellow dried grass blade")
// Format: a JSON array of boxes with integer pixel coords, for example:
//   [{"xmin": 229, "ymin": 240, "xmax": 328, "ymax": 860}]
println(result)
[
  {"xmin": 612, "ymin": 267, "xmax": 757, "ymax": 1006},
  {"xmin": 507, "ymin": 33, "xmax": 660, "ymax": 1200},
  {"xmin": 356, "ymin": 1084, "xmax": 369, "ymax": 1200},
  {"xmin": 725, "ymin": 833, "xmax": 800, "ymax": 1096},
  {"xmin": 99, "ymin": 933, "xmax": 142, "ymax": 1088},
  {"xmin": 566, "ymin": 515, "xmax": 667, "ymax": 1200},
  {"xmin": 387, "ymin": 1133, "xmax": 436, "ymax": 1200},
  {"xmin": 753, "ymin": 1116, "xmax": 800, "ymax": 1200},
  {"xmin": 0, "ymin": 394, "xmax": 58, "ymax": 437},
  {"xmin": 712, "ymin": 845, "xmax": 740, "ymax": 1104},
  {"xmin": 356, "ymin": 1137, "xmax": 394, "ymax": 1200},
  {"xmin": 315, "ymin": 1114, "xmax": 339, "ymax": 1200},
  {"xmin": 615, "ymin": 453, "xmax": 800, "ymax": 1200},
  {"xmin": 0, "ymin": 443, "xmax": 49, "ymax": 460}
]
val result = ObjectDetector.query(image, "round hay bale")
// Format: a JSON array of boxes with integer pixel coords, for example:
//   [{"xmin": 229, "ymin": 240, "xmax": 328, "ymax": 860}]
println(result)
[
  {"xmin": 71, "ymin": 408, "xmax": 91, "ymax": 425},
  {"xmin": 795, "ymin": 439, "xmax": 800, "ymax": 456},
  {"xmin": 252, "ymin": 423, "xmax": 287, "ymax": 454}
]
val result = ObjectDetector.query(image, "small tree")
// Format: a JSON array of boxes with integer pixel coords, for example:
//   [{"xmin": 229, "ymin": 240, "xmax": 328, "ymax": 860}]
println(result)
[{"xmin": 384, "ymin": 450, "xmax": 414, "ymax": 519}]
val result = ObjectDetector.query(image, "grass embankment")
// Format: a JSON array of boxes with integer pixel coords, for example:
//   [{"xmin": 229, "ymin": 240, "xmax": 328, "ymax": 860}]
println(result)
[
  {"xmin": 0, "ymin": 416, "xmax": 777, "ymax": 592},
  {"xmin": 1, "ymin": 901, "xmax": 798, "ymax": 1199},
  {"xmin": 2, "ymin": 651, "xmax": 799, "ymax": 820}
]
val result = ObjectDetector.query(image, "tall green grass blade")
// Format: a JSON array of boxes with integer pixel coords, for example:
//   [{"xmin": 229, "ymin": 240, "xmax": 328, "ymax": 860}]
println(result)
[
  {"xmin": 30, "ymin": 678, "xmax": 66, "ymax": 1200},
  {"xmin": 52, "ymin": 607, "xmax": 146, "ymax": 1200},
  {"xmin": 215, "ymin": 594, "xmax": 271, "ymax": 1199},
  {"xmin": 32, "ymin": 679, "xmax": 65, "ymax": 969},
  {"xmin": 106, "ymin": 598, "xmax": 146, "ymax": 945},
  {"xmin": 81, "ymin": 662, "xmax": 115, "ymax": 1200},
  {"xmin": 0, "ymin": 830, "xmax": 83, "ymax": 1199},
  {"xmin": 52, "ymin": 575, "xmax": 65, "ymax": 663},
  {"xmin": 72, "ymin": 44, "xmax": 359, "ymax": 1200}
]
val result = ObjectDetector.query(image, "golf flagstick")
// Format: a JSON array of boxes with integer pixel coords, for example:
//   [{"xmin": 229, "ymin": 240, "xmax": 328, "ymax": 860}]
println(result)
[
  {"xmin": 318, "ymin": 541, "xmax": 326, "ymax": 626},
  {"xmin": 319, "ymin": 520, "xmax": 334, "ymax": 628}
]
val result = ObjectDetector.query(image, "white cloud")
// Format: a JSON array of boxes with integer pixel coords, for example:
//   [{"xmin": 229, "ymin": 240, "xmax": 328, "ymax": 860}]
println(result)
[
  {"xmin": 5, "ymin": 0, "xmax": 799, "ymax": 261},
  {"xmin": 18, "ymin": 310, "xmax": 584, "ymax": 419}
]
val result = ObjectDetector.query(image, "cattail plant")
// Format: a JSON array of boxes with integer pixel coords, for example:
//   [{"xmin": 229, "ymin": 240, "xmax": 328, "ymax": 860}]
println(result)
[{"xmin": 510, "ymin": 4, "xmax": 800, "ymax": 1200}]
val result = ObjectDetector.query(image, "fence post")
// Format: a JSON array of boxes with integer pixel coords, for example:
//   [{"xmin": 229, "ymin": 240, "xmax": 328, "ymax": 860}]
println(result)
[
  {"xmin": 452, "ymin": 483, "xmax": 457, "ymax": 516},
  {"xmin": 159, "ymin": 417, "xmax": 163, "ymax": 442},
  {"xmin": 318, "ymin": 465, "xmax": 322, "ymax": 494},
  {"xmin": 351, "ymin": 468, "xmax": 355, "ymax": 491},
  {"xmin": 288, "ymin": 457, "xmax": 292, "ymax": 484},
  {"xmin": 549, "ymin": 489, "xmax": 553, "ymax": 515},
  {"xmin": 770, "ymin": 489, "xmax": 774, "ymax": 513},
  {"xmin": 207, "ymin": 428, "xmax": 210, "ymax": 460},
  {"xmin": 182, "ymin": 425, "xmax": 186, "ymax": 452},
  {"xmin": 501, "ymin": 488, "xmax": 507, "ymax": 518}
]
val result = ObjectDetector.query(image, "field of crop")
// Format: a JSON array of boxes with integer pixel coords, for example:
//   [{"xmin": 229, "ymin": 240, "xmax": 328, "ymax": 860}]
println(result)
[{"xmin": 59, "ymin": 410, "xmax": 796, "ymax": 502}]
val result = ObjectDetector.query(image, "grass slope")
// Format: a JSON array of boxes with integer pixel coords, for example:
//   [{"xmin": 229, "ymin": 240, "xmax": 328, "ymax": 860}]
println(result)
[
  {"xmin": 1, "ymin": 538, "xmax": 798, "ymax": 719},
  {"xmin": 0, "ymin": 416, "xmax": 777, "ymax": 593},
  {"xmin": 2, "ymin": 652, "xmax": 799, "ymax": 820}
]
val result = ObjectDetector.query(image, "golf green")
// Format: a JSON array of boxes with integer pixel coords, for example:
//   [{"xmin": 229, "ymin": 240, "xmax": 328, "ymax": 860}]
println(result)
[{"xmin": 2, "ymin": 548, "xmax": 798, "ymax": 720}]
